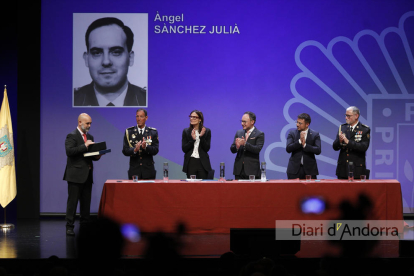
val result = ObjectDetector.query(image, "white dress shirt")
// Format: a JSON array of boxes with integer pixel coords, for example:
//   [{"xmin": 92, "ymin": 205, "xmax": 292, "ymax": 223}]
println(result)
[
  {"xmin": 246, "ymin": 126, "xmax": 255, "ymax": 139},
  {"xmin": 137, "ymin": 125, "xmax": 146, "ymax": 135},
  {"xmin": 94, "ymin": 84, "xmax": 128, "ymax": 106},
  {"xmin": 298, "ymin": 128, "xmax": 309, "ymax": 165},
  {"xmin": 191, "ymin": 130, "xmax": 200, "ymax": 158},
  {"xmin": 133, "ymin": 125, "xmax": 146, "ymax": 154},
  {"xmin": 350, "ymin": 121, "xmax": 358, "ymax": 132}
]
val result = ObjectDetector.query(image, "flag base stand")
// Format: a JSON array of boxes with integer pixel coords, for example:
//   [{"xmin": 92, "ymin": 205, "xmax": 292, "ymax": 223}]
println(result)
[
  {"xmin": 1, "ymin": 207, "xmax": 15, "ymax": 229},
  {"xmin": 0, "ymin": 223, "xmax": 14, "ymax": 228}
]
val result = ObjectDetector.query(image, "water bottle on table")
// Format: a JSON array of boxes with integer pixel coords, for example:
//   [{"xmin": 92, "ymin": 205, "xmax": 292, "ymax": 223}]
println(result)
[
  {"xmin": 219, "ymin": 162, "xmax": 225, "ymax": 182},
  {"xmin": 348, "ymin": 161, "xmax": 354, "ymax": 182},
  {"xmin": 163, "ymin": 162, "xmax": 169, "ymax": 182},
  {"xmin": 261, "ymin": 162, "xmax": 266, "ymax": 182}
]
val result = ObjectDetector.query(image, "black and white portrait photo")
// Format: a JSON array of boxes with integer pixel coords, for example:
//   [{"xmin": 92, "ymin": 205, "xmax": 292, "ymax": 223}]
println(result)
[{"xmin": 73, "ymin": 13, "xmax": 148, "ymax": 107}]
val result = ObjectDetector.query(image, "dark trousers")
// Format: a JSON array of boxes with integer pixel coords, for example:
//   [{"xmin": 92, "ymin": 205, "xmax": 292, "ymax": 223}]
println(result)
[
  {"xmin": 128, "ymin": 167, "xmax": 156, "ymax": 180},
  {"xmin": 235, "ymin": 164, "xmax": 259, "ymax": 180},
  {"xmin": 66, "ymin": 172, "xmax": 92, "ymax": 229},
  {"xmin": 287, "ymin": 165, "xmax": 317, "ymax": 180},
  {"xmin": 187, "ymin": 157, "xmax": 208, "ymax": 179}
]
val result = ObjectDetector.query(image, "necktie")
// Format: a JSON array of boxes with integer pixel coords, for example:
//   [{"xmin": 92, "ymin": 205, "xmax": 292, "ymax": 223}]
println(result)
[
  {"xmin": 83, "ymin": 134, "xmax": 87, "ymax": 142},
  {"xmin": 107, "ymin": 102, "xmax": 115, "ymax": 106},
  {"xmin": 245, "ymin": 131, "xmax": 250, "ymax": 141}
]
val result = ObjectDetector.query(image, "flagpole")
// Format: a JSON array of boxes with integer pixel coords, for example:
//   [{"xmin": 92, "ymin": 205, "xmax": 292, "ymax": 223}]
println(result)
[
  {"xmin": 0, "ymin": 85, "xmax": 16, "ymax": 230},
  {"xmin": 0, "ymin": 207, "xmax": 14, "ymax": 229}
]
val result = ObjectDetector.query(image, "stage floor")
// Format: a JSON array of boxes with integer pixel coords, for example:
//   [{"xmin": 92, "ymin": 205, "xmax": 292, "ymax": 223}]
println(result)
[{"xmin": 1, "ymin": 218, "xmax": 413, "ymax": 259}]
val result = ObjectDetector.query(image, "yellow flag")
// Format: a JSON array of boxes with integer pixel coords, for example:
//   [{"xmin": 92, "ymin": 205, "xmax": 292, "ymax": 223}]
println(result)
[{"xmin": 0, "ymin": 87, "xmax": 16, "ymax": 208}]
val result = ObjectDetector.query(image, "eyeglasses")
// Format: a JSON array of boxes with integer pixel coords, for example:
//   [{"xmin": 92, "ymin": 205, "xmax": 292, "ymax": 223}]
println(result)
[
  {"xmin": 240, "ymin": 120, "xmax": 250, "ymax": 124},
  {"xmin": 296, "ymin": 121, "xmax": 304, "ymax": 125},
  {"xmin": 189, "ymin": 116, "xmax": 199, "ymax": 120},
  {"xmin": 345, "ymin": 114, "xmax": 354, "ymax": 118}
]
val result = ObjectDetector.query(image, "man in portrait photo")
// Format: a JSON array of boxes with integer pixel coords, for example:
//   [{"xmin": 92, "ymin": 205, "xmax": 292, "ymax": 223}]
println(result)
[{"xmin": 73, "ymin": 15, "xmax": 148, "ymax": 107}]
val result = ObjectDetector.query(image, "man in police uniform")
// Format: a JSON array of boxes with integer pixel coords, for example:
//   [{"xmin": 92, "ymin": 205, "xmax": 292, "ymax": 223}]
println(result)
[
  {"xmin": 333, "ymin": 106, "xmax": 370, "ymax": 179},
  {"xmin": 122, "ymin": 109, "xmax": 158, "ymax": 179}
]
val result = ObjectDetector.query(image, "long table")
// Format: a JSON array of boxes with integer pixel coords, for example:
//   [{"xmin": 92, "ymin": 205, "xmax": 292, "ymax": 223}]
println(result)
[{"xmin": 98, "ymin": 179, "xmax": 403, "ymax": 233}]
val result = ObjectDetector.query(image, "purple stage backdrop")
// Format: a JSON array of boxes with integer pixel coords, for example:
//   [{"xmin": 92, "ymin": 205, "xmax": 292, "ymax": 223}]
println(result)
[{"xmin": 40, "ymin": 0, "xmax": 414, "ymax": 213}]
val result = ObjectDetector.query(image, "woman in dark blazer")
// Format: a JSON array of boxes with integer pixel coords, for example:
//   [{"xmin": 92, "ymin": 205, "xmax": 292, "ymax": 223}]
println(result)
[{"xmin": 182, "ymin": 110, "xmax": 213, "ymax": 179}]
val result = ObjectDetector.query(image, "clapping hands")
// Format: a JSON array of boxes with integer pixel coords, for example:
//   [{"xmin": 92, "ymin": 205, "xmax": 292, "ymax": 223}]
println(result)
[
  {"xmin": 235, "ymin": 136, "xmax": 247, "ymax": 149},
  {"xmin": 339, "ymin": 131, "xmax": 349, "ymax": 144},
  {"xmin": 300, "ymin": 131, "xmax": 306, "ymax": 146}
]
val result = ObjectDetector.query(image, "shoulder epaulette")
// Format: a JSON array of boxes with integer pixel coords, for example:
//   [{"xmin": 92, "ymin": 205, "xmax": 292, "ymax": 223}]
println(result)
[
  {"xmin": 341, "ymin": 123, "xmax": 348, "ymax": 126},
  {"xmin": 148, "ymin": 127, "xmax": 157, "ymax": 130},
  {"xmin": 361, "ymin": 124, "xmax": 370, "ymax": 128},
  {"xmin": 127, "ymin": 126, "xmax": 135, "ymax": 129}
]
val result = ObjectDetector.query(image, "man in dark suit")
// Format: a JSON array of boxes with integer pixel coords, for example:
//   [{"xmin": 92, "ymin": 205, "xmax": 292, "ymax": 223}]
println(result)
[
  {"xmin": 122, "ymin": 109, "xmax": 159, "ymax": 179},
  {"xmin": 230, "ymin": 111, "xmax": 265, "ymax": 179},
  {"xmin": 63, "ymin": 113, "xmax": 102, "ymax": 236},
  {"xmin": 286, "ymin": 113, "xmax": 321, "ymax": 179},
  {"xmin": 333, "ymin": 106, "xmax": 370, "ymax": 179},
  {"xmin": 74, "ymin": 17, "xmax": 147, "ymax": 107}
]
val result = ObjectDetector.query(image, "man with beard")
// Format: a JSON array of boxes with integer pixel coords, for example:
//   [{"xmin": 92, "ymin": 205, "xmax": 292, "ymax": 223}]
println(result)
[
  {"xmin": 63, "ymin": 113, "xmax": 102, "ymax": 236},
  {"xmin": 230, "ymin": 111, "xmax": 265, "ymax": 179},
  {"xmin": 286, "ymin": 113, "xmax": 321, "ymax": 179}
]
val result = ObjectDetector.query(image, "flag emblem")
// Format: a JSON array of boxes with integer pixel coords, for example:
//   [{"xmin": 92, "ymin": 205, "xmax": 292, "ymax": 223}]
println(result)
[{"xmin": 0, "ymin": 134, "xmax": 13, "ymax": 157}]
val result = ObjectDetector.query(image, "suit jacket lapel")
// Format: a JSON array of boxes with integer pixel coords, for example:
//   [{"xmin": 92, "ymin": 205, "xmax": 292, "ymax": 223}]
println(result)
[
  {"xmin": 142, "ymin": 126, "xmax": 147, "ymax": 139},
  {"xmin": 137, "ymin": 126, "xmax": 144, "ymax": 140},
  {"xmin": 296, "ymin": 130, "xmax": 301, "ymax": 142},
  {"xmin": 76, "ymin": 129, "xmax": 85, "ymax": 144},
  {"xmin": 239, "ymin": 129, "xmax": 246, "ymax": 139},
  {"xmin": 305, "ymin": 129, "xmax": 312, "ymax": 144},
  {"xmin": 248, "ymin": 128, "xmax": 257, "ymax": 140},
  {"xmin": 124, "ymin": 83, "xmax": 140, "ymax": 106},
  {"xmin": 345, "ymin": 124, "xmax": 352, "ymax": 140},
  {"xmin": 350, "ymin": 122, "xmax": 359, "ymax": 139},
  {"xmin": 85, "ymin": 82, "xmax": 99, "ymax": 106}
]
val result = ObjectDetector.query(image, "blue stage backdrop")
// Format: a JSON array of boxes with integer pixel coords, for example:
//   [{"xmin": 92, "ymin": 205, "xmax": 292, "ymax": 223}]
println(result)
[{"xmin": 40, "ymin": 0, "xmax": 414, "ymax": 213}]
